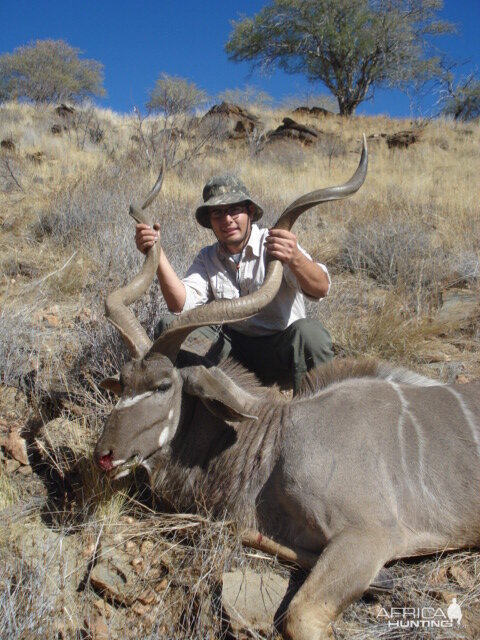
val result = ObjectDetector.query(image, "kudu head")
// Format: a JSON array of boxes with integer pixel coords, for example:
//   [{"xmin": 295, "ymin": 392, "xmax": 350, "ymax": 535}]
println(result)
[{"xmin": 94, "ymin": 138, "xmax": 368, "ymax": 478}]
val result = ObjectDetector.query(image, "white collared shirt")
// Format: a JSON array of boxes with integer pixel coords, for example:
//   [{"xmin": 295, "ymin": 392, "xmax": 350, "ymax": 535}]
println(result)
[{"xmin": 181, "ymin": 224, "xmax": 330, "ymax": 336}]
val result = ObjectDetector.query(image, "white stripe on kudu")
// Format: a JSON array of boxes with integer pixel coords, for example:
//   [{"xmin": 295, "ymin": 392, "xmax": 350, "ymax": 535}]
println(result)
[{"xmin": 116, "ymin": 391, "xmax": 154, "ymax": 409}]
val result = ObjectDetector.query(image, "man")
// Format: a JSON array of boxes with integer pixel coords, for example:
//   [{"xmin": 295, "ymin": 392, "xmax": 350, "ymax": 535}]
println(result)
[{"xmin": 135, "ymin": 175, "xmax": 333, "ymax": 393}]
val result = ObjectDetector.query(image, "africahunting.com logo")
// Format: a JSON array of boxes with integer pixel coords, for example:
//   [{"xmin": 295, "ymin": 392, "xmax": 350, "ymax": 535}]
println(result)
[{"xmin": 377, "ymin": 598, "xmax": 462, "ymax": 629}]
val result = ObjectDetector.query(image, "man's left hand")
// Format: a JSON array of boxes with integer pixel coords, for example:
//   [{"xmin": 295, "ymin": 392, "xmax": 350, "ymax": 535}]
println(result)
[{"xmin": 265, "ymin": 229, "xmax": 300, "ymax": 265}]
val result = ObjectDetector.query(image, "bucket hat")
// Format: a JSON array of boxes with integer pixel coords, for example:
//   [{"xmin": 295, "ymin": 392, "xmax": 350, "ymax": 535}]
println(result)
[{"xmin": 195, "ymin": 174, "xmax": 263, "ymax": 229}]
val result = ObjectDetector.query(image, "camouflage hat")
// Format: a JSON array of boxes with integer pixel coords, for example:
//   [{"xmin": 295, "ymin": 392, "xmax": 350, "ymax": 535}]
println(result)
[{"xmin": 195, "ymin": 174, "xmax": 263, "ymax": 229}]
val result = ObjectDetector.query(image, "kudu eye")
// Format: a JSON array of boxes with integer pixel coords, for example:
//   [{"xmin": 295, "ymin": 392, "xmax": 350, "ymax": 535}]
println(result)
[{"xmin": 155, "ymin": 379, "xmax": 172, "ymax": 392}]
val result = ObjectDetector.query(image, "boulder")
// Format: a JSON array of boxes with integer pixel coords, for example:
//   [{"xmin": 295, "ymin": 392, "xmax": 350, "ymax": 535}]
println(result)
[
  {"xmin": 267, "ymin": 117, "xmax": 318, "ymax": 146},
  {"xmin": 221, "ymin": 569, "xmax": 289, "ymax": 635},
  {"xmin": 293, "ymin": 106, "xmax": 334, "ymax": 118},
  {"xmin": 55, "ymin": 103, "xmax": 75, "ymax": 118},
  {"xmin": 202, "ymin": 102, "xmax": 261, "ymax": 139},
  {"xmin": 437, "ymin": 288, "xmax": 480, "ymax": 325},
  {"xmin": 26, "ymin": 151, "xmax": 46, "ymax": 164},
  {"xmin": 386, "ymin": 130, "xmax": 421, "ymax": 149},
  {"xmin": 1, "ymin": 139, "xmax": 16, "ymax": 152}
]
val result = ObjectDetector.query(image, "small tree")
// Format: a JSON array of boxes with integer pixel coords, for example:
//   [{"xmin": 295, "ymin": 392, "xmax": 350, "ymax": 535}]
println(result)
[
  {"xmin": 146, "ymin": 73, "xmax": 207, "ymax": 116},
  {"xmin": 441, "ymin": 73, "xmax": 480, "ymax": 121},
  {"xmin": 134, "ymin": 74, "xmax": 213, "ymax": 168},
  {"xmin": 226, "ymin": 0, "xmax": 454, "ymax": 116},
  {"xmin": 0, "ymin": 39, "xmax": 105, "ymax": 104}
]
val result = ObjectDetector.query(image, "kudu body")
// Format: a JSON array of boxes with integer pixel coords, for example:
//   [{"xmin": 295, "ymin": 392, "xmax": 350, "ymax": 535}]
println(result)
[{"xmin": 94, "ymin": 142, "xmax": 480, "ymax": 640}]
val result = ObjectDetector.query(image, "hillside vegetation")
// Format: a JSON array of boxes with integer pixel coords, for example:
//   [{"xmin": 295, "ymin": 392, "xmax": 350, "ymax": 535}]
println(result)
[{"xmin": 0, "ymin": 101, "xmax": 479, "ymax": 639}]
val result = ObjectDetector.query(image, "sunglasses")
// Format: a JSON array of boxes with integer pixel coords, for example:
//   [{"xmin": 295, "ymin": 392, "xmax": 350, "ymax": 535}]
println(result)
[{"xmin": 210, "ymin": 205, "xmax": 247, "ymax": 220}]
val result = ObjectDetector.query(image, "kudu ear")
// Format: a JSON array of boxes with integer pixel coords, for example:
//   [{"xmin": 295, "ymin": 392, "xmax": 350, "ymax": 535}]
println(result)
[
  {"xmin": 100, "ymin": 377, "xmax": 123, "ymax": 396},
  {"xmin": 180, "ymin": 366, "xmax": 258, "ymax": 422}
]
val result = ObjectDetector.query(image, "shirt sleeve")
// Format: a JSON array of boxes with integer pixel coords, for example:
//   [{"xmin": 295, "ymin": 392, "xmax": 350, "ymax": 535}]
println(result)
[
  {"xmin": 283, "ymin": 244, "xmax": 331, "ymax": 299},
  {"xmin": 180, "ymin": 252, "xmax": 213, "ymax": 312}
]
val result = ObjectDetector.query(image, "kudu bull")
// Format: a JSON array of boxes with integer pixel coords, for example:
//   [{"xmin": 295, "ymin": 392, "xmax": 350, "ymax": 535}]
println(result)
[{"xmin": 94, "ymin": 140, "xmax": 480, "ymax": 640}]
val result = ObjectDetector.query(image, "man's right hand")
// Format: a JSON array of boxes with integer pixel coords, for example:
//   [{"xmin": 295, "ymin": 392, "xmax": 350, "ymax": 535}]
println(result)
[{"xmin": 135, "ymin": 223, "xmax": 160, "ymax": 255}]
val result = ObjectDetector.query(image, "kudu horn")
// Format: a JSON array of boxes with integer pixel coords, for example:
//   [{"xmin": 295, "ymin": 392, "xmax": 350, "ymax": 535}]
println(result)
[{"xmin": 105, "ymin": 161, "xmax": 165, "ymax": 358}]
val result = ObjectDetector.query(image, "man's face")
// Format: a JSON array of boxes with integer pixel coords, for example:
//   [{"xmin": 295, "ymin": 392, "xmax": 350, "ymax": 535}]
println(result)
[{"xmin": 209, "ymin": 203, "xmax": 252, "ymax": 253}]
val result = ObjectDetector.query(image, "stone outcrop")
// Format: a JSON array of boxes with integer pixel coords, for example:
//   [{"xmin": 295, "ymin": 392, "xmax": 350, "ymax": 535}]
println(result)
[
  {"xmin": 202, "ymin": 102, "xmax": 261, "ymax": 139},
  {"xmin": 267, "ymin": 117, "xmax": 319, "ymax": 145},
  {"xmin": 1, "ymin": 139, "xmax": 16, "ymax": 152},
  {"xmin": 386, "ymin": 130, "xmax": 421, "ymax": 149},
  {"xmin": 293, "ymin": 106, "xmax": 335, "ymax": 118},
  {"xmin": 55, "ymin": 103, "xmax": 75, "ymax": 118}
]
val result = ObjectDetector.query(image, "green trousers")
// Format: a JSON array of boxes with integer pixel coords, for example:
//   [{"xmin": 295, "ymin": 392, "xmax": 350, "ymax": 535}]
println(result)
[{"xmin": 156, "ymin": 316, "xmax": 333, "ymax": 393}]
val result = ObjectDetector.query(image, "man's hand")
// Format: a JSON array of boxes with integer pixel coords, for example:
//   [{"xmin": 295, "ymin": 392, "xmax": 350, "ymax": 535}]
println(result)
[
  {"xmin": 264, "ymin": 229, "xmax": 301, "ymax": 265},
  {"xmin": 136, "ymin": 222, "xmax": 160, "ymax": 255},
  {"xmin": 265, "ymin": 228, "xmax": 330, "ymax": 299}
]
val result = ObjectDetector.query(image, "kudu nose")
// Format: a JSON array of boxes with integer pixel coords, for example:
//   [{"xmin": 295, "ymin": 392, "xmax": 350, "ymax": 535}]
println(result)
[{"xmin": 97, "ymin": 452, "xmax": 114, "ymax": 472}]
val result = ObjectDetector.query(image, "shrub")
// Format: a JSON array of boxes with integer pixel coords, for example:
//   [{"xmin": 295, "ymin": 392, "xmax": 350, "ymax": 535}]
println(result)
[{"xmin": 338, "ymin": 217, "xmax": 449, "ymax": 301}]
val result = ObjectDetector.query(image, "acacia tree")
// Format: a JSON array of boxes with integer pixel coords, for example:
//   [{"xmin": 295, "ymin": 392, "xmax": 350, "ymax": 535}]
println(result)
[
  {"xmin": 441, "ymin": 73, "xmax": 480, "ymax": 121},
  {"xmin": 0, "ymin": 39, "xmax": 105, "ymax": 104},
  {"xmin": 226, "ymin": 0, "xmax": 454, "ymax": 116},
  {"xmin": 133, "ymin": 73, "xmax": 211, "ymax": 168},
  {"xmin": 146, "ymin": 73, "xmax": 207, "ymax": 116}
]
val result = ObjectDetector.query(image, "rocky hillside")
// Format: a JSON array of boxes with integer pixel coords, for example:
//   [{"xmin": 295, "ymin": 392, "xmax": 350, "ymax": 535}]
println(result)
[{"xmin": 0, "ymin": 101, "xmax": 479, "ymax": 638}]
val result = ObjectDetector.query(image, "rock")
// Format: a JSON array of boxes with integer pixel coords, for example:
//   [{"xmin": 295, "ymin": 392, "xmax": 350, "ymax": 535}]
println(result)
[
  {"xmin": 267, "ymin": 117, "xmax": 318, "ymax": 146},
  {"xmin": 90, "ymin": 551, "xmax": 138, "ymax": 606},
  {"xmin": 83, "ymin": 541, "xmax": 96, "ymax": 559},
  {"xmin": 154, "ymin": 578, "xmax": 169, "ymax": 593},
  {"xmin": 1, "ymin": 139, "xmax": 16, "ymax": 152},
  {"xmin": 18, "ymin": 464, "xmax": 33, "ymax": 476},
  {"xmin": 90, "ymin": 546, "xmax": 164, "ymax": 606},
  {"xmin": 56, "ymin": 103, "xmax": 75, "ymax": 118},
  {"xmin": 428, "ymin": 566, "xmax": 449, "ymax": 586},
  {"xmin": 132, "ymin": 602, "xmax": 150, "ymax": 616},
  {"xmin": 125, "ymin": 540, "xmax": 139, "ymax": 555},
  {"xmin": 0, "ymin": 386, "xmax": 29, "ymax": 420},
  {"xmin": 4, "ymin": 427, "xmax": 28, "ymax": 465},
  {"xmin": 83, "ymin": 615, "xmax": 110, "ymax": 640},
  {"xmin": 26, "ymin": 151, "xmax": 46, "ymax": 163},
  {"xmin": 437, "ymin": 288, "xmax": 480, "ymax": 325},
  {"xmin": 93, "ymin": 599, "xmax": 113, "ymax": 618},
  {"xmin": 131, "ymin": 556, "xmax": 144, "ymax": 571},
  {"xmin": 202, "ymin": 102, "xmax": 261, "ymax": 140},
  {"xmin": 292, "ymin": 106, "xmax": 334, "ymax": 117},
  {"xmin": 386, "ymin": 130, "xmax": 421, "ymax": 149},
  {"xmin": 75, "ymin": 307, "xmax": 94, "ymax": 323},
  {"xmin": 5, "ymin": 459, "xmax": 21, "ymax": 473},
  {"xmin": 221, "ymin": 569, "xmax": 289, "ymax": 635},
  {"xmin": 121, "ymin": 515, "xmax": 136, "ymax": 524},
  {"xmin": 447, "ymin": 564, "xmax": 476, "ymax": 589},
  {"xmin": 367, "ymin": 133, "xmax": 388, "ymax": 142},
  {"xmin": 137, "ymin": 587, "xmax": 157, "ymax": 606},
  {"xmin": 418, "ymin": 339, "xmax": 460, "ymax": 363},
  {"xmin": 140, "ymin": 540, "xmax": 154, "ymax": 555}
]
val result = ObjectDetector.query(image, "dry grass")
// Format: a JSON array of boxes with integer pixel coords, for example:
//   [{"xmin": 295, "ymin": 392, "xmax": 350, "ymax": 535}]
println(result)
[{"xmin": 1, "ymin": 100, "xmax": 479, "ymax": 638}]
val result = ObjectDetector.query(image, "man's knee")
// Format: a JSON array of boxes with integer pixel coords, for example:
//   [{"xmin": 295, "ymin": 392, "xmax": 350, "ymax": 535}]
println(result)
[{"xmin": 289, "ymin": 318, "xmax": 333, "ymax": 364}]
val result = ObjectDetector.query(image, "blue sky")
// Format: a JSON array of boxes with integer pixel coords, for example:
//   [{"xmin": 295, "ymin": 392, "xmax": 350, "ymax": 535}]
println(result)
[{"xmin": 1, "ymin": 0, "xmax": 479, "ymax": 117}]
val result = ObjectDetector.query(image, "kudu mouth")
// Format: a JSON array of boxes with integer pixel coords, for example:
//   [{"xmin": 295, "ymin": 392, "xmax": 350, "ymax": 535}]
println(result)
[
  {"xmin": 103, "ymin": 137, "xmax": 368, "ymax": 364},
  {"xmin": 96, "ymin": 449, "xmax": 153, "ymax": 479}
]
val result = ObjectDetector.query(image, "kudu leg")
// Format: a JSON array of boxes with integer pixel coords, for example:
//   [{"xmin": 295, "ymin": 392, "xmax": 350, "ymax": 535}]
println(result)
[{"xmin": 282, "ymin": 527, "xmax": 394, "ymax": 640}]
